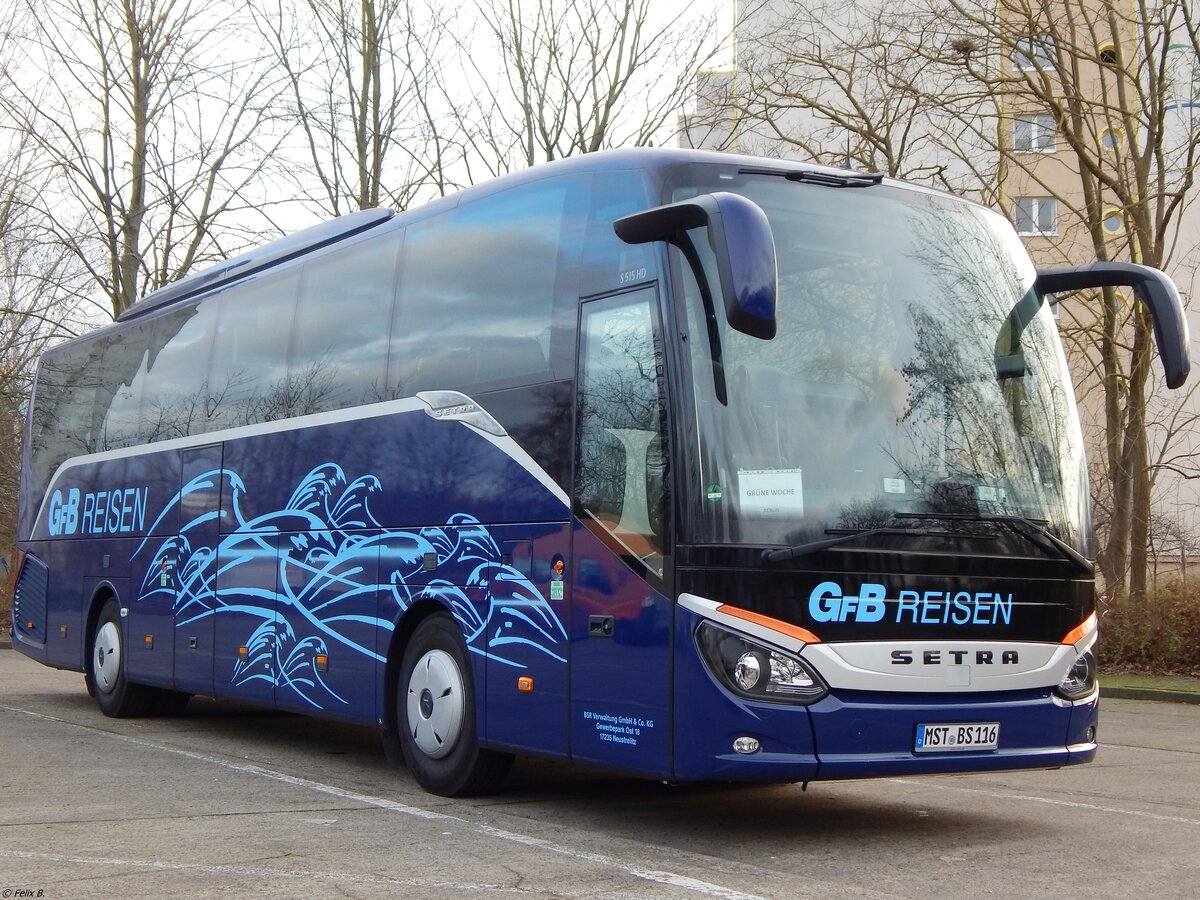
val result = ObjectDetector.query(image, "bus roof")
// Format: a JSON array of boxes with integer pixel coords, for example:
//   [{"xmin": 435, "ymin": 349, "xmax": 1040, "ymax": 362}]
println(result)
[
  {"xmin": 116, "ymin": 147, "xmax": 958, "ymax": 323},
  {"xmin": 118, "ymin": 207, "xmax": 396, "ymax": 322}
]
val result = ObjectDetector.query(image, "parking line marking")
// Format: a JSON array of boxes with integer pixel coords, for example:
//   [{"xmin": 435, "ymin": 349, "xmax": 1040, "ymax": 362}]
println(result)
[{"xmin": 3, "ymin": 703, "xmax": 765, "ymax": 900}]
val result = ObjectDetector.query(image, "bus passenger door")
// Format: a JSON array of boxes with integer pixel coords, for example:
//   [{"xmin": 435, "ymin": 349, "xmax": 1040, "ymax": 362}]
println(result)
[
  {"xmin": 571, "ymin": 287, "xmax": 673, "ymax": 777},
  {"xmin": 174, "ymin": 446, "xmax": 222, "ymax": 696}
]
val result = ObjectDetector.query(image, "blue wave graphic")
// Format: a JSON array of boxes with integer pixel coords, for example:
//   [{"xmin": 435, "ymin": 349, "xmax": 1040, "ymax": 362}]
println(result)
[{"xmin": 134, "ymin": 463, "xmax": 567, "ymax": 708}]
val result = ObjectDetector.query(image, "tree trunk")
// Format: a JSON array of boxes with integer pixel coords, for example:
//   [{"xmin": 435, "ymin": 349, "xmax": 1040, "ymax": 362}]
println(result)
[{"xmin": 1126, "ymin": 309, "xmax": 1155, "ymax": 600}]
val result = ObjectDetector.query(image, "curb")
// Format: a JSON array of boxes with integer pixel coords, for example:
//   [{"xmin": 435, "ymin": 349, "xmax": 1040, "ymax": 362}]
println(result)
[{"xmin": 1101, "ymin": 686, "xmax": 1200, "ymax": 705}]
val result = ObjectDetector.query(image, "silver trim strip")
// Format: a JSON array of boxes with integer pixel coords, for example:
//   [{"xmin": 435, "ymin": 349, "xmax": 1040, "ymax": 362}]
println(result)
[
  {"xmin": 34, "ymin": 393, "xmax": 568, "ymax": 532},
  {"xmin": 804, "ymin": 640, "xmax": 1078, "ymax": 693}
]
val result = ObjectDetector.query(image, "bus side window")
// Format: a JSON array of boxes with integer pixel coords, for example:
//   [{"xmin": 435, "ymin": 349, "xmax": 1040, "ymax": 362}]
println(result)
[
  {"xmin": 576, "ymin": 289, "xmax": 668, "ymax": 575},
  {"xmin": 29, "ymin": 356, "xmax": 68, "ymax": 493},
  {"xmin": 96, "ymin": 325, "xmax": 155, "ymax": 451},
  {"xmin": 289, "ymin": 232, "xmax": 401, "ymax": 412},
  {"xmin": 140, "ymin": 302, "xmax": 219, "ymax": 441},
  {"xmin": 580, "ymin": 170, "xmax": 657, "ymax": 298},
  {"xmin": 30, "ymin": 338, "xmax": 107, "ymax": 490},
  {"xmin": 388, "ymin": 178, "xmax": 580, "ymax": 397},
  {"xmin": 206, "ymin": 271, "xmax": 301, "ymax": 430}
]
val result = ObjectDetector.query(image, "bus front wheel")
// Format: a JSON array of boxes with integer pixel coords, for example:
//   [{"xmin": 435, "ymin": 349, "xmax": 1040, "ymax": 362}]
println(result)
[
  {"xmin": 397, "ymin": 613, "xmax": 513, "ymax": 796},
  {"xmin": 90, "ymin": 599, "xmax": 156, "ymax": 718}
]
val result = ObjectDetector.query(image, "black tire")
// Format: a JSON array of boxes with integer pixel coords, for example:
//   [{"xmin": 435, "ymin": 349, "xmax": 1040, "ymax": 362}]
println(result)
[
  {"xmin": 152, "ymin": 689, "xmax": 192, "ymax": 717},
  {"xmin": 89, "ymin": 599, "xmax": 157, "ymax": 718},
  {"xmin": 397, "ymin": 613, "xmax": 513, "ymax": 796}
]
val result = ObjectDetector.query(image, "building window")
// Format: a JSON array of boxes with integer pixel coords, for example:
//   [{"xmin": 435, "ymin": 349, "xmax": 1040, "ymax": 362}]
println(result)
[
  {"xmin": 1014, "ymin": 35, "xmax": 1056, "ymax": 71},
  {"xmin": 1014, "ymin": 114, "xmax": 1056, "ymax": 151},
  {"xmin": 1101, "ymin": 127, "xmax": 1124, "ymax": 151},
  {"xmin": 1099, "ymin": 43, "xmax": 1120, "ymax": 66},
  {"xmin": 1014, "ymin": 198, "xmax": 1058, "ymax": 235},
  {"xmin": 1102, "ymin": 209, "xmax": 1127, "ymax": 235}
]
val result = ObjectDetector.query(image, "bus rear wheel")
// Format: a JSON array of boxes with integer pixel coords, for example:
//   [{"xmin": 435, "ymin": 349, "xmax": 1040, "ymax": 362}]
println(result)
[
  {"xmin": 397, "ymin": 613, "xmax": 513, "ymax": 796},
  {"xmin": 90, "ymin": 599, "xmax": 157, "ymax": 718}
]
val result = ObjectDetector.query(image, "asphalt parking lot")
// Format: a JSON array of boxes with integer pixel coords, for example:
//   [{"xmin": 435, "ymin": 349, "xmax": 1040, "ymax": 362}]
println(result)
[{"xmin": 2, "ymin": 649, "xmax": 1198, "ymax": 898}]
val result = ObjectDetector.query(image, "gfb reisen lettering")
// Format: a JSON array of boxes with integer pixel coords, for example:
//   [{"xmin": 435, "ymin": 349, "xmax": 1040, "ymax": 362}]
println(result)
[
  {"xmin": 809, "ymin": 580, "xmax": 1013, "ymax": 627},
  {"xmin": 47, "ymin": 486, "xmax": 150, "ymax": 537}
]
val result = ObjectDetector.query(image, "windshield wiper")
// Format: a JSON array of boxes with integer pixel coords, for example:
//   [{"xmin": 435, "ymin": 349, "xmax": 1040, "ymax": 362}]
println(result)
[
  {"xmin": 894, "ymin": 512, "xmax": 1094, "ymax": 575},
  {"xmin": 762, "ymin": 522, "xmax": 931, "ymax": 564},
  {"xmin": 989, "ymin": 515, "xmax": 1094, "ymax": 575},
  {"xmin": 762, "ymin": 511, "xmax": 1094, "ymax": 574},
  {"xmin": 738, "ymin": 167, "xmax": 884, "ymax": 188},
  {"xmin": 786, "ymin": 170, "xmax": 884, "ymax": 188}
]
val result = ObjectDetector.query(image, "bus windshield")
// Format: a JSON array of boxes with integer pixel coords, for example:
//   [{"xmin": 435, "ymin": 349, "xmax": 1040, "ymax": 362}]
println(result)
[{"xmin": 668, "ymin": 167, "xmax": 1091, "ymax": 554}]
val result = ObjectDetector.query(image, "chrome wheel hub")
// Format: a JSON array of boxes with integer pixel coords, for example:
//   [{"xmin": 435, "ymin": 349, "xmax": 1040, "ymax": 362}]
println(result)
[
  {"xmin": 406, "ymin": 649, "xmax": 465, "ymax": 759},
  {"xmin": 93, "ymin": 621, "xmax": 121, "ymax": 695}
]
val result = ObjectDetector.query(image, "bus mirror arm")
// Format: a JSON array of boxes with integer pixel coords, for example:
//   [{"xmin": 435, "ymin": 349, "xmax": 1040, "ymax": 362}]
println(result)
[
  {"xmin": 614, "ymin": 192, "xmax": 778, "ymax": 340},
  {"xmin": 995, "ymin": 283, "xmax": 1043, "ymax": 379},
  {"xmin": 675, "ymin": 233, "xmax": 730, "ymax": 405},
  {"xmin": 1035, "ymin": 262, "xmax": 1191, "ymax": 389}
]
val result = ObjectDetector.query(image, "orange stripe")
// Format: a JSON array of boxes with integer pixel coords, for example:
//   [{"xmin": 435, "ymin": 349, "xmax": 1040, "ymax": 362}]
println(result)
[
  {"xmin": 716, "ymin": 604, "xmax": 821, "ymax": 645},
  {"xmin": 1061, "ymin": 611, "xmax": 1097, "ymax": 645}
]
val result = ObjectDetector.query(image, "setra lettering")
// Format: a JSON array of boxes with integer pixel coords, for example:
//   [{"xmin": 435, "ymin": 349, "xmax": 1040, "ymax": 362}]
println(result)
[{"xmin": 890, "ymin": 648, "xmax": 1021, "ymax": 666}]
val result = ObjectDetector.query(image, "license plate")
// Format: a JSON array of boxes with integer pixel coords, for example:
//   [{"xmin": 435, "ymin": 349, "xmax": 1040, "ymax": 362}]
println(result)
[{"xmin": 915, "ymin": 722, "xmax": 999, "ymax": 752}]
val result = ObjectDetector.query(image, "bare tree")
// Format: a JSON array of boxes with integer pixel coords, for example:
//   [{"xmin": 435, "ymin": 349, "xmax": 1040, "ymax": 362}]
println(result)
[
  {"xmin": 1149, "ymin": 504, "xmax": 1200, "ymax": 588},
  {"xmin": 916, "ymin": 0, "xmax": 1200, "ymax": 599},
  {"xmin": 0, "ymin": 130, "xmax": 87, "ymax": 625},
  {"xmin": 462, "ymin": 0, "xmax": 723, "ymax": 176},
  {"xmin": 681, "ymin": 0, "xmax": 998, "ymax": 198},
  {"xmin": 0, "ymin": 0, "xmax": 286, "ymax": 320},
  {"xmin": 256, "ymin": 0, "xmax": 461, "ymax": 216}
]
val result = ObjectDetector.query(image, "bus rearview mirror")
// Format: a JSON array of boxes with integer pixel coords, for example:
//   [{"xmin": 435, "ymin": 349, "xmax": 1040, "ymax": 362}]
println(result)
[
  {"xmin": 615, "ymin": 192, "xmax": 778, "ymax": 340},
  {"xmin": 1034, "ymin": 262, "xmax": 1191, "ymax": 389}
]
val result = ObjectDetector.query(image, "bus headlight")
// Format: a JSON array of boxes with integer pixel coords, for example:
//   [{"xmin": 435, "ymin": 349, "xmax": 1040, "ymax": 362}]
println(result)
[
  {"xmin": 1056, "ymin": 651, "xmax": 1097, "ymax": 700},
  {"xmin": 696, "ymin": 622, "xmax": 827, "ymax": 704}
]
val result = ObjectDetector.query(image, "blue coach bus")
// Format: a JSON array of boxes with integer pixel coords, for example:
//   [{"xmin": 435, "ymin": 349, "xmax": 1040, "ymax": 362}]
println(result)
[{"xmin": 11, "ymin": 149, "xmax": 1190, "ymax": 796}]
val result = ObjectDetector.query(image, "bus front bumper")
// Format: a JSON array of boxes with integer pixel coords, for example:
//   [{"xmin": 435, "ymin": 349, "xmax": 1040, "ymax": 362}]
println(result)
[
  {"xmin": 674, "ymin": 634, "xmax": 1098, "ymax": 783},
  {"xmin": 805, "ymin": 687, "xmax": 1097, "ymax": 780}
]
